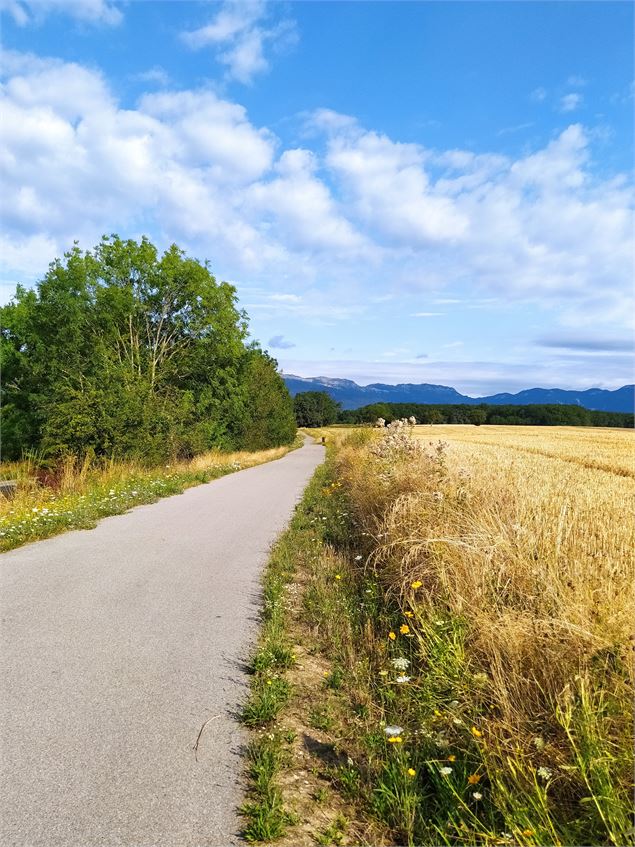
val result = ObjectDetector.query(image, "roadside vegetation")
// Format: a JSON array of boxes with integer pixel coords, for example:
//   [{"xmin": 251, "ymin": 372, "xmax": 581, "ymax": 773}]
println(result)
[
  {"xmin": 0, "ymin": 440, "xmax": 301, "ymax": 552},
  {"xmin": 0, "ymin": 235, "xmax": 296, "ymax": 463},
  {"xmin": 242, "ymin": 424, "xmax": 634, "ymax": 845}
]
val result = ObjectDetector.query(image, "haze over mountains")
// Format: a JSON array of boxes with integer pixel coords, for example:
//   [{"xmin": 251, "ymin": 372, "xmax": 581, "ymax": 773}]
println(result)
[{"xmin": 283, "ymin": 375, "xmax": 635, "ymax": 413}]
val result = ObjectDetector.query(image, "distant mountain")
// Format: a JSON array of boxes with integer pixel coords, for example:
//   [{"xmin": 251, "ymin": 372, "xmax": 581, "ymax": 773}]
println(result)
[{"xmin": 283, "ymin": 375, "xmax": 635, "ymax": 413}]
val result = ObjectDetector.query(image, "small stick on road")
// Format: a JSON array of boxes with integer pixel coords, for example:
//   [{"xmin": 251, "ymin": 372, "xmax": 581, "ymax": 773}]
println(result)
[{"xmin": 193, "ymin": 713, "xmax": 221, "ymax": 761}]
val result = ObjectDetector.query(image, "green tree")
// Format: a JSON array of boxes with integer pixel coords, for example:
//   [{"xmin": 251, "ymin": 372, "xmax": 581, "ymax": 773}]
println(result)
[
  {"xmin": 0, "ymin": 236, "xmax": 296, "ymax": 461},
  {"xmin": 293, "ymin": 391, "xmax": 340, "ymax": 427}
]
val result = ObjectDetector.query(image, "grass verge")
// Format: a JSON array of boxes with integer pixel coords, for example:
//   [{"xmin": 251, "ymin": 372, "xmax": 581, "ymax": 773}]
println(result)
[
  {"xmin": 241, "ymin": 428, "xmax": 634, "ymax": 846},
  {"xmin": 0, "ymin": 437, "xmax": 302, "ymax": 552}
]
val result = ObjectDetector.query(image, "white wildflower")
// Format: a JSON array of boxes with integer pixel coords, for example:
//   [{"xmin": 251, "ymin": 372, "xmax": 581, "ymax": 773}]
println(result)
[
  {"xmin": 391, "ymin": 657, "xmax": 410, "ymax": 671},
  {"xmin": 439, "ymin": 766, "xmax": 453, "ymax": 775},
  {"xmin": 355, "ymin": 555, "xmax": 363, "ymax": 561},
  {"xmin": 537, "ymin": 766, "xmax": 552, "ymax": 780},
  {"xmin": 384, "ymin": 725, "xmax": 404, "ymax": 737},
  {"xmin": 395, "ymin": 676, "xmax": 411, "ymax": 684},
  {"xmin": 472, "ymin": 791, "xmax": 483, "ymax": 800}
]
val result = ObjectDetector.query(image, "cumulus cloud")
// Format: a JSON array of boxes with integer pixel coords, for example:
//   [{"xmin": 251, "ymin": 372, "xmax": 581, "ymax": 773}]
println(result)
[
  {"xmin": 181, "ymin": 1, "xmax": 297, "ymax": 84},
  {"xmin": 0, "ymin": 0, "xmax": 122, "ymax": 25},
  {"xmin": 1, "ymin": 50, "xmax": 632, "ymax": 349}
]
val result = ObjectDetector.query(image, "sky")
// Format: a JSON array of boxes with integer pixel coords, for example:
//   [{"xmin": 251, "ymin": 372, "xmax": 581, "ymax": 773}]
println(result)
[{"xmin": 0, "ymin": 0, "xmax": 633, "ymax": 395}]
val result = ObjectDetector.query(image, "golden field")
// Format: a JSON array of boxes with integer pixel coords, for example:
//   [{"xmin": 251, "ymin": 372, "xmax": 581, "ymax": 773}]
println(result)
[{"xmin": 305, "ymin": 423, "xmax": 634, "ymax": 844}]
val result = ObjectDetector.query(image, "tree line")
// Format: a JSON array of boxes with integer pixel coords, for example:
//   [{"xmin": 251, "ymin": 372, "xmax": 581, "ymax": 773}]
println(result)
[
  {"xmin": 292, "ymin": 393, "xmax": 633, "ymax": 429},
  {"xmin": 0, "ymin": 236, "xmax": 297, "ymax": 463}
]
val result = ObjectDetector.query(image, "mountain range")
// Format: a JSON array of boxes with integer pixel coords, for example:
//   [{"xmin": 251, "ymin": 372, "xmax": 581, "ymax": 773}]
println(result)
[{"xmin": 283, "ymin": 375, "xmax": 635, "ymax": 413}]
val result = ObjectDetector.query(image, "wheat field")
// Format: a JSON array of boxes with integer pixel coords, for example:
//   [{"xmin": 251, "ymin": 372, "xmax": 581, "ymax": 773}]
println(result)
[{"xmin": 325, "ymin": 423, "xmax": 634, "ymax": 844}]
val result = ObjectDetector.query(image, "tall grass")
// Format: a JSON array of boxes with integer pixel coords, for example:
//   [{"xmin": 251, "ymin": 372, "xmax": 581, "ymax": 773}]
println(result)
[
  {"xmin": 317, "ymin": 425, "xmax": 634, "ymax": 845},
  {"xmin": 0, "ymin": 443, "xmax": 297, "ymax": 551}
]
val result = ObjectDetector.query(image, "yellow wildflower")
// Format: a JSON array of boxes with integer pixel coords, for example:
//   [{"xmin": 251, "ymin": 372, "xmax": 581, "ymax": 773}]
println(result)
[
  {"xmin": 468, "ymin": 773, "xmax": 482, "ymax": 784},
  {"xmin": 522, "ymin": 831, "xmax": 534, "ymax": 838},
  {"xmin": 471, "ymin": 726, "xmax": 483, "ymax": 738},
  {"xmin": 447, "ymin": 755, "xmax": 456, "ymax": 762},
  {"xmin": 387, "ymin": 736, "xmax": 403, "ymax": 743},
  {"xmin": 388, "ymin": 631, "xmax": 397, "ymax": 640},
  {"xmin": 404, "ymin": 611, "xmax": 414, "ymax": 618},
  {"xmin": 411, "ymin": 580, "xmax": 423, "ymax": 589},
  {"xmin": 400, "ymin": 624, "xmax": 410, "ymax": 635},
  {"xmin": 407, "ymin": 768, "xmax": 416, "ymax": 777},
  {"xmin": 335, "ymin": 574, "xmax": 341, "ymax": 580}
]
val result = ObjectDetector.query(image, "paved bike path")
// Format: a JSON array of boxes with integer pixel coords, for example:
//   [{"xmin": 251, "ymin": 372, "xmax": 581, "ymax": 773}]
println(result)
[{"xmin": 0, "ymin": 440, "xmax": 324, "ymax": 846}]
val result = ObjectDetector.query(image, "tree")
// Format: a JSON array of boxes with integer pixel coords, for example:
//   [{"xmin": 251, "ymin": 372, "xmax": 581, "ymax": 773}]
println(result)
[
  {"xmin": 293, "ymin": 391, "xmax": 340, "ymax": 427},
  {"xmin": 240, "ymin": 349, "xmax": 297, "ymax": 450},
  {"xmin": 0, "ymin": 235, "xmax": 296, "ymax": 461}
]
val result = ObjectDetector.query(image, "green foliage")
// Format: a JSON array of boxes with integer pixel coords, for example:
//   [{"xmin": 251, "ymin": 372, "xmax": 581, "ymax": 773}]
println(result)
[
  {"xmin": 293, "ymin": 391, "xmax": 341, "ymax": 427},
  {"xmin": 0, "ymin": 236, "xmax": 296, "ymax": 461},
  {"xmin": 241, "ymin": 733, "xmax": 297, "ymax": 842},
  {"xmin": 340, "ymin": 402, "xmax": 633, "ymax": 428}
]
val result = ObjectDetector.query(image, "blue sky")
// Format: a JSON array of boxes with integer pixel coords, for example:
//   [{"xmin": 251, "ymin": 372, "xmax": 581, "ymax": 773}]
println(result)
[{"xmin": 1, "ymin": 0, "xmax": 633, "ymax": 394}]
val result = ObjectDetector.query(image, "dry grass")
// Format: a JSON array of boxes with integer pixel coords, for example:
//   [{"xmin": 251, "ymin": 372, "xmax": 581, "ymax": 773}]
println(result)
[
  {"xmin": 330, "ymin": 424, "xmax": 634, "ymax": 843},
  {"xmin": 0, "ymin": 444, "xmax": 294, "ymax": 550}
]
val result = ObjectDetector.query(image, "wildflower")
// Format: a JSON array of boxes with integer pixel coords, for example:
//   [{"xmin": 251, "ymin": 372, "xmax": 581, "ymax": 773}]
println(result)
[
  {"xmin": 533, "ymin": 736, "xmax": 545, "ymax": 751},
  {"xmin": 395, "ymin": 675, "xmax": 411, "ymax": 683},
  {"xmin": 439, "ymin": 766, "xmax": 453, "ymax": 775},
  {"xmin": 384, "ymin": 725, "xmax": 403, "ymax": 737},
  {"xmin": 447, "ymin": 755, "xmax": 456, "ymax": 762},
  {"xmin": 404, "ymin": 611, "xmax": 414, "ymax": 618},
  {"xmin": 468, "ymin": 773, "xmax": 482, "ymax": 784},
  {"xmin": 522, "ymin": 830, "xmax": 534, "ymax": 837},
  {"xmin": 472, "ymin": 791, "xmax": 483, "ymax": 801},
  {"xmin": 388, "ymin": 631, "xmax": 397, "ymax": 640},
  {"xmin": 335, "ymin": 574, "xmax": 342, "ymax": 580},
  {"xmin": 407, "ymin": 768, "xmax": 416, "ymax": 777},
  {"xmin": 388, "ymin": 736, "xmax": 403, "ymax": 744},
  {"xmin": 391, "ymin": 657, "xmax": 410, "ymax": 670},
  {"xmin": 411, "ymin": 580, "xmax": 423, "ymax": 590},
  {"xmin": 471, "ymin": 726, "xmax": 483, "ymax": 738},
  {"xmin": 355, "ymin": 555, "xmax": 363, "ymax": 561},
  {"xmin": 399, "ymin": 624, "xmax": 410, "ymax": 635},
  {"xmin": 537, "ymin": 766, "xmax": 552, "ymax": 781}
]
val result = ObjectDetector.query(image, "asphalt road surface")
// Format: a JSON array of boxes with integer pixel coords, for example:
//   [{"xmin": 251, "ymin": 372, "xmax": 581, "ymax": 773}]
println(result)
[{"xmin": 0, "ymin": 440, "xmax": 324, "ymax": 847}]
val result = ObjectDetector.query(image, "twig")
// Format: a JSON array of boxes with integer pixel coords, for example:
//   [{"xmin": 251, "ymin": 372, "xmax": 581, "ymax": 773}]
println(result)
[{"xmin": 193, "ymin": 713, "xmax": 221, "ymax": 761}]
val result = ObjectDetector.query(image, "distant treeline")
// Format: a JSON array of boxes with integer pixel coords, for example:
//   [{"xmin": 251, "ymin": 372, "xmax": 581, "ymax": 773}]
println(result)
[
  {"xmin": 338, "ymin": 402, "xmax": 634, "ymax": 428},
  {"xmin": 1, "ymin": 236, "xmax": 297, "ymax": 462}
]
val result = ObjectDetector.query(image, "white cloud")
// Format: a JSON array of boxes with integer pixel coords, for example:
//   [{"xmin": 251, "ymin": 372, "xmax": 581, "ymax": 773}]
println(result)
[
  {"xmin": 133, "ymin": 67, "xmax": 170, "ymax": 87},
  {"xmin": 560, "ymin": 92, "xmax": 583, "ymax": 112},
  {"xmin": 181, "ymin": 1, "xmax": 297, "ymax": 84},
  {"xmin": 1, "ymin": 50, "xmax": 632, "ymax": 352},
  {"xmin": 0, "ymin": 0, "xmax": 122, "ymax": 25}
]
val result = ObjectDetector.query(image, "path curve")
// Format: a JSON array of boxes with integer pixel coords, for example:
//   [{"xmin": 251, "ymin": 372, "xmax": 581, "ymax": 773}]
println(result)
[{"xmin": 0, "ymin": 440, "xmax": 324, "ymax": 847}]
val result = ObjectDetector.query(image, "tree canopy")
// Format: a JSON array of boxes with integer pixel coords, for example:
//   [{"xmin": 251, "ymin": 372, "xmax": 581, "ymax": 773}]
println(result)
[
  {"xmin": 0, "ymin": 236, "xmax": 296, "ymax": 461},
  {"xmin": 293, "ymin": 391, "xmax": 341, "ymax": 427},
  {"xmin": 339, "ymin": 402, "xmax": 633, "ymax": 428}
]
